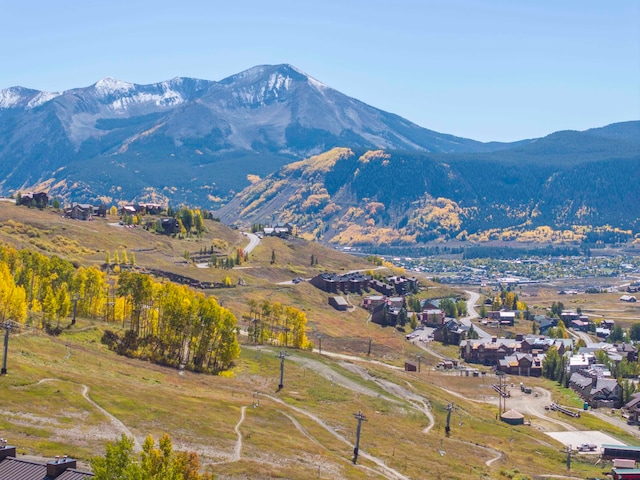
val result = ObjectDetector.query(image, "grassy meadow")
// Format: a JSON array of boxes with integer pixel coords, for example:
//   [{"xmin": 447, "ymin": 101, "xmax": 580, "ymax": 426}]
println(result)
[{"xmin": 0, "ymin": 202, "xmax": 631, "ymax": 479}]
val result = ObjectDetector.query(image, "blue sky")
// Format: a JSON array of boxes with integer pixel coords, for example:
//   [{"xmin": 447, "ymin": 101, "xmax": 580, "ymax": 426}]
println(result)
[{"xmin": 1, "ymin": 0, "xmax": 638, "ymax": 141}]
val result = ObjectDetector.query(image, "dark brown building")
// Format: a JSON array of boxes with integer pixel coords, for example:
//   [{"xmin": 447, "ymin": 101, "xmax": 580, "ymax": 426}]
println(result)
[
  {"xmin": 19, "ymin": 191, "xmax": 49, "ymax": 208},
  {"xmin": 0, "ymin": 443, "xmax": 93, "ymax": 479}
]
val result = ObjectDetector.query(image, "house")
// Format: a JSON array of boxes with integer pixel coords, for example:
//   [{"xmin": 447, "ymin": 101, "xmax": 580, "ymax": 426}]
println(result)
[
  {"xmin": 65, "ymin": 203, "xmax": 94, "ymax": 220},
  {"xmin": 621, "ymin": 295, "xmax": 638, "ymax": 303},
  {"xmin": 422, "ymin": 308, "xmax": 445, "ymax": 326},
  {"xmin": 404, "ymin": 361, "xmax": 418, "ymax": 372},
  {"xmin": 570, "ymin": 319, "xmax": 590, "ymax": 332},
  {"xmin": 487, "ymin": 310, "xmax": 516, "ymax": 326},
  {"xmin": 94, "ymin": 204, "xmax": 108, "ymax": 217},
  {"xmin": 370, "ymin": 302, "xmax": 395, "ymax": 326},
  {"xmin": 361, "ymin": 295, "xmax": 386, "ymax": 310},
  {"xmin": 19, "ymin": 191, "xmax": 49, "ymax": 208},
  {"xmin": 369, "ymin": 278, "xmax": 394, "ymax": 296},
  {"xmin": 433, "ymin": 319, "xmax": 468, "ymax": 345},
  {"xmin": 137, "ymin": 202, "xmax": 163, "ymax": 215},
  {"xmin": 387, "ymin": 296, "xmax": 405, "ymax": 309},
  {"xmin": 497, "ymin": 352, "xmax": 543, "ymax": 377},
  {"xmin": 615, "ymin": 343, "xmax": 638, "ymax": 362},
  {"xmin": 120, "ymin": 205, "xmax": 137, "ymax": 216},
  {"xmin": 461, "ymin": 337, "xmax": 519, "ymax": 365},
  {"xmin": 568, "ymin": 353, "xmax": 594, "ymax": 374},
  {"xmin": 310, "ymin": 272, "xmax": 370, "ymax": 294},
  {"xmin": 64, "ymin": 203, "xmax": 109, "ymax": 220},
  {"xmin": 0, "ymin": 441, "xmax": 93, "ymax": 479},
  {"xmin": 329, "ymin": 296, "xmax": 348, "ymax": 311},
  {"xmin": 263, "ymin": 222, "xmax": 293, "ymax": 237},
  {"xmin": 536, "ymin": 316, "xmax": 557, "ymax": 335},
  {"xmin": 560, "ymin": 310, "xmax": 581, "ymax": 323},
  {"xmin": 623, "ymin": 393, "xmax": 640, "ymax": 424},
  {"xmin": 160, "ymin": 218, "xmax": 180, "ymax": 235},
  {"xmin": 611, "ymin": 468, "xmax": 640, "ymax": 480},
  {"xmin": 499, "ymin": 311, "xmax": 516, "ymax": 326},
  {"xmin": 460, "ymin": 334, "xmax": 570, "ymax": 368},
  {"xmin": 385, "ymin": 275, "xmax": 418, "ymax": 295},
  {"xmin": 569, "ymin": 370, "xmax": 622, "ymax": 408}
]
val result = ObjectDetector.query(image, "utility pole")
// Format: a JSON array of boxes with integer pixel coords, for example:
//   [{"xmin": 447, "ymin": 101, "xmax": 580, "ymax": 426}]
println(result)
[
  {"xmin": 1, "ymin": 321, "xmax": 17, "ymax": 375},
  {"xmin": 445, "ymin": 402, "xmax": 454, "ymax": 436},
  {"xmin": 416, "ymin": 354, "xmax": 423, "ymax": 373},
  {"xmin": 277, "ymin": 351, "xmax": 289, "ymax": 390},
  {"xmin": 566, "ymin": 444, "xmax": 571, "ymax": 470},
  {"xmin": 367, "ymin": 337, "xmax": 372, "ymax": 356},
  {"xmin": 352, "ymin": 410, "xmax": 367, "ymax": 464},
  {"xmin": 70, "ymin": 295, "xmax": 84, "ymax": 325}
]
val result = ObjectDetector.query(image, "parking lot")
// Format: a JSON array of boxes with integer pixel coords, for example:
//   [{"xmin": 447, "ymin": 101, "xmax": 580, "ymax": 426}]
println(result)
[
  {"xmin": 405, "ymin": 326, "xmax": 435, "ymax": 343},
  {"xmin": 545, "ymin": 431, "xmax": 626, "ymax": 453}
]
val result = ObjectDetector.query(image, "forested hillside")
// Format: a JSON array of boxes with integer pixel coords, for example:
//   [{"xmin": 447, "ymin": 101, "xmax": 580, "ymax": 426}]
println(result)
[{"xmin": 217, "ymin": 130, "xmax": 640, "ymax": 246}]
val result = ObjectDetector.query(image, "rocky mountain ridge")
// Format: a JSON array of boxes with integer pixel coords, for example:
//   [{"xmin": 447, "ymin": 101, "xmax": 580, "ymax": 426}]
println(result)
[{"xmin": 0, "ymin": 64, "xmax": 521, "ymax": 206}]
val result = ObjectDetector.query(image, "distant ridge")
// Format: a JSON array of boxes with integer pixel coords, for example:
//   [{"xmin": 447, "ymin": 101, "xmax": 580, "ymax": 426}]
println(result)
[
  {"xmin": 0, "ymin": 64, "xmax": 527, "ymax": 206},
  {"xmin": 215, "ymin": 121, "xmax": 640, "ymax": 244},
  {"xmin": 0, "ymin": 64, "xmax": 637, "ymax": 219}
]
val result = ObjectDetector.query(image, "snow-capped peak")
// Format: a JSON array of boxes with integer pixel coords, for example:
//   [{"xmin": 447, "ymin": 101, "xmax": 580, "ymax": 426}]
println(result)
[
  {"xmin": 94, "ymin": 77, "xmax": 134, "ymax": 96},
  {"xmin": 27, "ymin": 91, "xmax": 62, "ymax": 109},
  {"xmin": 0, "ymin": 87, "xmax": 26, "ymax": 109}
]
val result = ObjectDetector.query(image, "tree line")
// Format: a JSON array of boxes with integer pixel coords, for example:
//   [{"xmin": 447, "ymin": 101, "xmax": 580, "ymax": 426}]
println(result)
[
  {"xmin": 245, "ymin": 299, "xmax": 311, "ymax": 349},
  {"xmin": 0, "ymin": 245, "xmax": 240, "ymax": 373},
  {"xmin": 91, "ymin": 434, "xmax": 213, "ymax": 480}
]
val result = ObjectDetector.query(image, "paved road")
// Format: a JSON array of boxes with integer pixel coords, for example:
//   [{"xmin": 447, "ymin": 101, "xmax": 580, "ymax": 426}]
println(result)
[
  {"xmin": 242, "ymin": 232, "xmax": 260, "ymax": 254},
  {"xmin": 460, "ymin": 290, "xmax": 491, "ymax": 338}
]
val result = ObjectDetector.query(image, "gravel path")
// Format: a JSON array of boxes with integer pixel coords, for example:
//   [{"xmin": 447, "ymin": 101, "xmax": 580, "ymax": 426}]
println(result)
[
  {"xmin": 262, "ymin": 393, "xmax": 410, "ymax": 480},
  {"xmin": 232, "ymin": 406, "xmax": 246, "ymax": 461}
]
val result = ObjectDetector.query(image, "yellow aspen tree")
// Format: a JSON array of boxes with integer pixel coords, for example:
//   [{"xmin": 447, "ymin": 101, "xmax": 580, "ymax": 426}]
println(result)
[
  {"xmin": 42, "ymin": 285, "xmax": 58, "ymax": 323},
  {"xmin": 56, "ymin": 282, "xmax": 72, "ymax": 320},
  {"xmin": 0, "ymin": 262, "xmax": 27, "ymax": 324}
]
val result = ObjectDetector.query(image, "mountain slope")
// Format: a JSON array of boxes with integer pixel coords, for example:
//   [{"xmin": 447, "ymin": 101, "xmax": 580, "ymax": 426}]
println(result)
[
  {"xmin": 216, "ymin": 134, "xmax": 640, "ymax": 245},
  {"xmin": 0, "ymin": 64, "xmax": 514, "ymax": 206}
]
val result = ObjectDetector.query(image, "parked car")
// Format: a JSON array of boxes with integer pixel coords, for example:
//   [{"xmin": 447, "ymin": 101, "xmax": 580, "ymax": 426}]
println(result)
[{"xmin": 576, "ymin": 443, "xmax": 597, "ymax": 452}]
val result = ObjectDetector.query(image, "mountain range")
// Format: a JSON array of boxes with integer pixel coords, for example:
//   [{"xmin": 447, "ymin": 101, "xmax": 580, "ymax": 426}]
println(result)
[
  {"xmin": 0, "ymin": 64, "xmax": 528, "ymax": 204},
  {"xmin": 1, "ymin": 64, "xmax": 638, "ymax": 243}
]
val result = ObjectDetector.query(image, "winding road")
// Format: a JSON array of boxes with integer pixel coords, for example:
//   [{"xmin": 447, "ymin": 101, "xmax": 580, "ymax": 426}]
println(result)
[
  {"xmin": 460, "ymin": 290, "xmax": 491, "ymax": 338},
  {"xmin": 242, "ymin": 232, "xmax": 260, "ymax": 254}
]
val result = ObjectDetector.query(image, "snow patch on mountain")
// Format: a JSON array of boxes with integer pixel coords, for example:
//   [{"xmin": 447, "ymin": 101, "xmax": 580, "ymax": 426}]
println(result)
[
  {"xmin": 267, "ymin": 72, "xmax": 292, "ymax": 92},
  {"xmin": 94, "ymin": 77, "xmax": 134, "ymax": 96},
  {"xmin": 0, "ymin": 88, "xmax": 24, "ymax": 109},
  {"xmin": 27, "ymin": 91, "xmax": 62, "ymax": 109},
  {"xmin": 111, "ymin": 90, "xmax": 184, "ymax": 110},
  {"xmin": 231, "ymin": 73, "xmax": 295, "ymax": 106}
]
